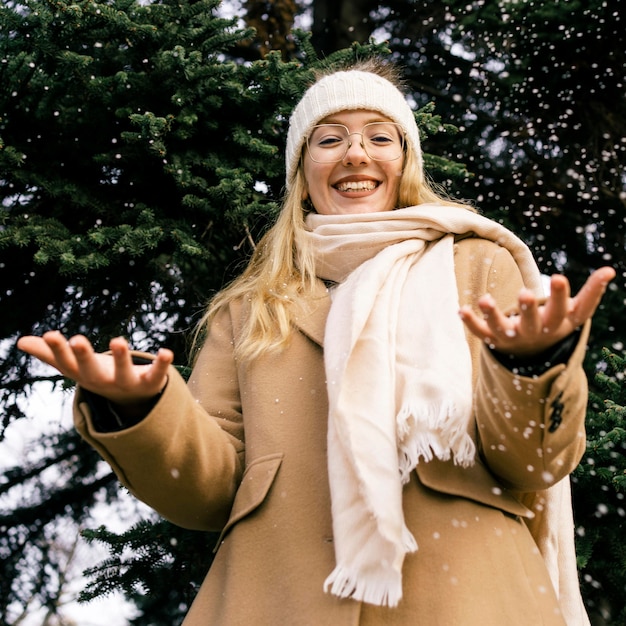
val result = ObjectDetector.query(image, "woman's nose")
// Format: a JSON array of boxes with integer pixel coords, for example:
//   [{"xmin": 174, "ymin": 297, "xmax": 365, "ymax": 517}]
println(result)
[{"xmin": 342, "ymin": 134, "xmax": 370, "ymax": 165}]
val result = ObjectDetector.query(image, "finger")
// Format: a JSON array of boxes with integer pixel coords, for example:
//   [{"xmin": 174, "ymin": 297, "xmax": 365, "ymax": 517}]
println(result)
[
  {"xmin": 108, "ymin": 336, "xmax": 136, "ymax": 387},
  {"xmin": 459, "ymin": 304, "xmax": 495, "ymax": 344},
  {"xmin": 459, "ymin": 305, "xmax": 488, "ymax": 337},
  {"xmin": 144, "ymin": 348, "xmax": 174, "ymax": 392},
  {"xmin": 596, "ymin": 265, "xmax": 616, "ymax": 283},
  {"xmin": 41, "ymin": 331, "xmax": 81, "ymax": 376},
  {"xmin": 67, "ymin": 334, "xmax": 107, "ymax": 384},
  {"xmin": 67, "ymin": 334, "xmax": 96, "ymax": 357},
  {"xmin": 570, "ymin": 266, "xmax": 616, "ymax": 325},
  {"xmin": 17, "ymin": 335, "xmax": 57, "ymax": 363},
  {"xmin": 476, "ymin": 294, "xmax": 517, "ymax": 341},
  {"xmin": 516, "ymin": 288, "xmax": 542, "ymax": 336},
  {"xmin": 541, "ymin": 275, "xmax": 570, "ymax": 333}
]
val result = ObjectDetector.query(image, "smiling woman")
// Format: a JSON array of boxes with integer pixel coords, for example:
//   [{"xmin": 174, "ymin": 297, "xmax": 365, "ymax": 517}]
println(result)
[{"xmin": 18, "ymin": 58, "xmax": 615, "ymax": 625}]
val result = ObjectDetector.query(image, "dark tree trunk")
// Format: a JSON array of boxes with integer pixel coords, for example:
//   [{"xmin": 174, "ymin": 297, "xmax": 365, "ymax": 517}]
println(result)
[{"xmin": 311, "ymin": 0, "xmax": 379, "ymax": 55}]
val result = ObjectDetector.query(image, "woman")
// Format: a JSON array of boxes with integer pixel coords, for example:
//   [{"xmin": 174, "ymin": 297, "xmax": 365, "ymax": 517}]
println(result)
[{"xmin": 18, "ymin": 59, "xmax": 614, "ymax": 625}]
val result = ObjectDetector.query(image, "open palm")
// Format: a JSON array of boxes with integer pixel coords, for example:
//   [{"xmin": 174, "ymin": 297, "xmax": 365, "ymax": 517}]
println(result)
[
  {"xmin": 459, "ymin": 266, "xmax": 615, "ymax": 357},
  {"xmin": 17, "ymin": 332, "xmax": 173, "ymax": 407}
]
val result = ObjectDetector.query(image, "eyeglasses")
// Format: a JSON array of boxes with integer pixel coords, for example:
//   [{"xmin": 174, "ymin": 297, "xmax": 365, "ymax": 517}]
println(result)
[{"xmin": 306, "ymin": 122, "xmax": 405, "ymax": 163}]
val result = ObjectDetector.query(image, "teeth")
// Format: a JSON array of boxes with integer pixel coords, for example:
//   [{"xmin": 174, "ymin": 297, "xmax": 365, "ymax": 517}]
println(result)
[{"xmin": 336, "ymin": 180, "xmax": 378, "ymax": 192}]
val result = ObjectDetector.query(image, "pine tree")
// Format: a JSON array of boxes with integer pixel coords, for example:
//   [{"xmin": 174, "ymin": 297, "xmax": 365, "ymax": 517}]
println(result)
[
  {"xmin": 79, "ymin": 520, "xmax": 217, "ymax": 625},
  {"xmin": 573, "ymin": 349, "xmax": 626, "ymax": 625}
]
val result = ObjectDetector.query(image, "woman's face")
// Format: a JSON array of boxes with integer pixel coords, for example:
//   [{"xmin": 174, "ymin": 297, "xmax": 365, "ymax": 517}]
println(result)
[{"xmin": 302, "ymin": 110, "xmax": 404, "ymax": 215}]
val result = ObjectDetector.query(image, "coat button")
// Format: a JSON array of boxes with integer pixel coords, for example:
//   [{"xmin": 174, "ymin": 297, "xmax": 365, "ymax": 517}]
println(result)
[{"xmin": 549, "ymin": 392, "xmax": 564, "ymax": 433}]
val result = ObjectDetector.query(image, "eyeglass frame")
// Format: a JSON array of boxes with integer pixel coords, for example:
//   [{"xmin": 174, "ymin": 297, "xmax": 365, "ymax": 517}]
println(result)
[{"xmin": 305, "ymin": 122, "xmax": 406, "ymax": 164}]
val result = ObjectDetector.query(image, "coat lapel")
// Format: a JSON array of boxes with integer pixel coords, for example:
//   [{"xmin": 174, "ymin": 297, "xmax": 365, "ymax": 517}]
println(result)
[{"xmin": 292, "ymin": 279, "xmax": 331, "ymax": 347}]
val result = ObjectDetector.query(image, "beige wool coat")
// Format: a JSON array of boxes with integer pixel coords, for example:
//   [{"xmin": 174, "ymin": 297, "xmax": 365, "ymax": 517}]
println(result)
[{"xmin": 74, "ymin": 236, "xmax": 591, "ymax": 626}]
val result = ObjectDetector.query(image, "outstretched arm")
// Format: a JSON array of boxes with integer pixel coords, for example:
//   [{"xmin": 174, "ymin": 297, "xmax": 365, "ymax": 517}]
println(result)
[
  {"xmin": 17, "ymin": 332, "xmax": 173, "ymax": 411},
  {"xmin": 459, "ymin": 266, "xmax": 615, "ymax": 357}
]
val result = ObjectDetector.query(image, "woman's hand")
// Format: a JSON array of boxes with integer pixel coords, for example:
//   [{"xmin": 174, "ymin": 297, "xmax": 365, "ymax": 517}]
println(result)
[
  {"xmin": 17, "ymin": 332, "xmax": 173, "ymax": 407},
  {"xmin": 459, "ymin": 266, "xmax": 616, "ymax": 358}
]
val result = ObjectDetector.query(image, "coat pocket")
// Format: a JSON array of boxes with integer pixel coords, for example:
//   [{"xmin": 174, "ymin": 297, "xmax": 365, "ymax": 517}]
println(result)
[
  {"xmin": 416, "ymin": 457, "xmax": 533, "ymax": 518},
  {"xmin": 213, "ymin": 452, "xmax": 283, "ymax": 551}
]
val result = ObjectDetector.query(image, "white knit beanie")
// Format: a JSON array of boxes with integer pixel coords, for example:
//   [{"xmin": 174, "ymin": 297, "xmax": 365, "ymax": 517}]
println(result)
[{"xmin": 285, "ymin": 70, "xmax": 423, "ymax": 189}]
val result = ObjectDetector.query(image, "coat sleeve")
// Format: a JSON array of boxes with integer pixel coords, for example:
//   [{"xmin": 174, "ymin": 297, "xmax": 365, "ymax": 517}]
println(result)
[
  {"xmin": 73, "ymin": 304, "xmax": 245, "ymax": 531},
  {"xmin": 472, "ymin": 245, "xmax": 589, "ymax": 492}
]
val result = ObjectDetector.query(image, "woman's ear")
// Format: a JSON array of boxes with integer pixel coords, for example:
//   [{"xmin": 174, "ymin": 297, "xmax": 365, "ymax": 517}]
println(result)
[
  {"xmin": 301, "ymin": 174, "xmax": 312, "ymax": 205},
  {"xmin": 302, "ymin": 195, "xmax": 312, "ymax": 212},
  {"xmin": 301, "ymin": 188, "xmax": 315, "ymax": 214}
]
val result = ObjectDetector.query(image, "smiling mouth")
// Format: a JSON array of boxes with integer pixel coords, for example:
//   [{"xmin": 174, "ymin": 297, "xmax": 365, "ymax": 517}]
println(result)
[{"xmin": 334, "ymin": 180, "xmax": 379, "ymax": 192}]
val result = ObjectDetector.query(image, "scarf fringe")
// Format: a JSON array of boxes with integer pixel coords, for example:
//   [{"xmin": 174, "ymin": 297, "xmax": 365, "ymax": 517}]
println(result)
[
  {"xmin": 396, "ymin": 401, "xmax": 476, "ymax": 483},
  {"xmin": 324, "ymin": 526, "xmax": 417, "ymax": 607},
  {"xmin": 400, "ymin": 523, "xmax": 419, "ymax": 553},
  {"xmin": 324, "ymin": 565, "xmax": 405, "ymax": 608}
]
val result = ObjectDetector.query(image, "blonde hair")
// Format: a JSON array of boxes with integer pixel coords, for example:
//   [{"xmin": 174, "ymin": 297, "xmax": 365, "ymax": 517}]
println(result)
[{"xmin": 192, "ymin": 63, "xmax": 473, "ymax": 362}]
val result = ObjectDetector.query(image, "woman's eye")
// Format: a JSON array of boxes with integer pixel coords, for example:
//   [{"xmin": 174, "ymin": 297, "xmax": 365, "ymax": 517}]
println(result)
[
  {"xmin": 318, "ymin": 136, "xmax": 344, "ymax": 147},
  {"xmin": 370, "ymin": 135, "xmax": 394, "ymax": 144}
]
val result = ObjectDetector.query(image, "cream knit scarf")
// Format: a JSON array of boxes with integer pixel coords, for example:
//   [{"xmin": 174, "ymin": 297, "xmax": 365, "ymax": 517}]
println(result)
[{"xmin": 302, "ymin": 204, "xmax": 544, "ymax": 608}]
